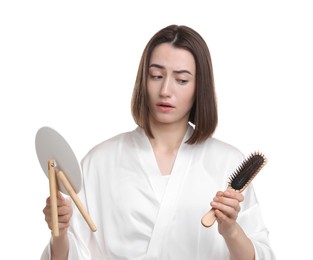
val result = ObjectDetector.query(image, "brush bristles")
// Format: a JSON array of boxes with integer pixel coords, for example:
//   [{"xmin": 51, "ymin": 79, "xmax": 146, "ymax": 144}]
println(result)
[{"xmin": 229, "ymin": 152, "xmax": 267, "ymax": 192}]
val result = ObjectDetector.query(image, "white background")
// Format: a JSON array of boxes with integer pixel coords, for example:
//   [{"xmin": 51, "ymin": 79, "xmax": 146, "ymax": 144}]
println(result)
[{"xmin": 1, "ymin": 1, "xmax": 312, "ymax": 259}]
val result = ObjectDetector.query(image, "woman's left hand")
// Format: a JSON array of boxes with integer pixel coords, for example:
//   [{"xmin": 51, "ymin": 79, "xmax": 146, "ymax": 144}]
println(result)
[{"xmin": 210, "ymin": 190, "xmax": 244, "ymax": 238}]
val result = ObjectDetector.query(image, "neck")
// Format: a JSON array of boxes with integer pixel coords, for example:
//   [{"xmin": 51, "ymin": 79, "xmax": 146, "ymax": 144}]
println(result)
[{"xmin": 149, "ymin": 121, "xmax": 189, "ymax": 151}]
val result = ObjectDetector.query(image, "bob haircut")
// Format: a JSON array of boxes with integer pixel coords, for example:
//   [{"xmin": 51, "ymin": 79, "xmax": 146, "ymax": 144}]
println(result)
[{"xmin": 131, "ymin": 24, "xmax": 218, "ymax": 144}]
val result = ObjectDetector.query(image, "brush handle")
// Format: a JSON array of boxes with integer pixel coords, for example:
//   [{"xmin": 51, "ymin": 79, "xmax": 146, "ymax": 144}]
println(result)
[
  {"xmin": 201, "ymin": 186, "xmax": 232, "ymax": 228},
  {"xmin": 48, "ymin": 160, "xmax": 59, "ymax": 237},
  {"xmin": 57, "ymin": 170, "xmax": 97, "ymax": 232},
  {"xmin": 201, "ymin": 208, "xmax": 216, "ymax": 227}
]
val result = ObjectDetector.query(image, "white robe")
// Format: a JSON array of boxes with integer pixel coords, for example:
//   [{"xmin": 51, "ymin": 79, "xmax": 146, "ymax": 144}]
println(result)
[{"xmin": 41, "ymin": 126, "xmax": 275, "ymax": 259}]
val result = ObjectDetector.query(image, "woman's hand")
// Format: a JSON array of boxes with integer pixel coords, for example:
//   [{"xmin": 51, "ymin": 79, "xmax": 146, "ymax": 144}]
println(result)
[
  {"xmin": 210, "ymin": 190, "xmax": 244, "ymax": 238},
  {"xmin": 43, "ymin": 191, "xmax": 73, "ymax": 236}
]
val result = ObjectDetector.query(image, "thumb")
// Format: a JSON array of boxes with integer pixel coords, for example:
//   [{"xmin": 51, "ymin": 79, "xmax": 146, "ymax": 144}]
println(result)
[{"xmin": 57, "ymin": 191, "xmax": 65, "ymax": 200}]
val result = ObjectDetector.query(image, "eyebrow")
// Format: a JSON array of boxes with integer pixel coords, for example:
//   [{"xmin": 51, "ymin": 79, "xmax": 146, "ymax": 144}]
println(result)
[{"xmin": 149, "ymin": 64, "xmax": 193, "ymax": 75}]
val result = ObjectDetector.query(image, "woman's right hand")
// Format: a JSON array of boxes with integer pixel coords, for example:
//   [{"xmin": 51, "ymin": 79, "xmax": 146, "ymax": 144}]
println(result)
[{"xmin": 43, "ymin": 191, "xmax": 73, "ymax": 236}]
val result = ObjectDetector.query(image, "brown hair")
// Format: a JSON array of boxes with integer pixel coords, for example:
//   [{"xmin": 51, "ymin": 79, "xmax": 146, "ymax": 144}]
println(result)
[{"xmin": 131, "ymin": 24, "xmax": 218, "ymax": 144}]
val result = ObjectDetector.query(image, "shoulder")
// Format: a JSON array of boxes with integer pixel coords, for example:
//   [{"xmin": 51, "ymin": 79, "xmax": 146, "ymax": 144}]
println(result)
[
  {"xmin": 202, "ymin": 137, "xmax": 243, "ymax": 157},
  {"xmin": 196, "ymin": 137, "xmax": 245, "ymax": 171},
  {"xmin": 81, "ymin": 128, "xmax": 139, "ymax": 165}
]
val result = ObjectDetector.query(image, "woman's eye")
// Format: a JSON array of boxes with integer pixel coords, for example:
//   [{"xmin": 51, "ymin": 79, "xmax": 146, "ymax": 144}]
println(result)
[
  {"xmin": 177, "ymin": 79, "xmax": 188, "ymax": 85},
  {"xmin": 150, "ymin": 74, "xmax": 162, "ymax": 80}
]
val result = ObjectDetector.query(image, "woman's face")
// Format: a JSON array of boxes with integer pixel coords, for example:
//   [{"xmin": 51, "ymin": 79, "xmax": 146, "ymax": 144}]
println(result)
[{"xmin": 147, "ymin": 43, "xmax": 196, "ymax": 127}]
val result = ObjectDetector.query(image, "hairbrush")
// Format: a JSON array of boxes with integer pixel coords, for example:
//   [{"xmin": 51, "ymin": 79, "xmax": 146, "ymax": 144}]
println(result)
[{"xmin": 201, "ymin": 151, "xmax": 267, "ymax": 228}]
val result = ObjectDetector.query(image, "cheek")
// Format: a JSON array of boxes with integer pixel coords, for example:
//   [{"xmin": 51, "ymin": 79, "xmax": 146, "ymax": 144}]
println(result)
[
  {"xmin": 185, "ymin": 91, "xmax": 196, "ymax": 112},
  {"xmin": 146, "ymin": 80, "xmax": 156, "ymax": 96},
  {"xmin": 182, "ymin": 88, "xmax": 196, "ymax": 106}
]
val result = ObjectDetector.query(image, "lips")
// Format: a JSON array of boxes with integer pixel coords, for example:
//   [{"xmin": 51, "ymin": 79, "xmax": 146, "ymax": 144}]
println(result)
[
  {"xmin": 156, "ymin": 101, "xmax": 175, "ymax": 112},
  {"xmin": 157, "ymin": 102, "xmax": 175, "ymax": 108}
]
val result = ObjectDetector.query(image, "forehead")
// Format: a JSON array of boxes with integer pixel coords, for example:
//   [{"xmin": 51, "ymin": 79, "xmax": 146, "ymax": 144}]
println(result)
[{"xmin": 149, "ymin": 43, "xmax": 195, "ymax": 72}]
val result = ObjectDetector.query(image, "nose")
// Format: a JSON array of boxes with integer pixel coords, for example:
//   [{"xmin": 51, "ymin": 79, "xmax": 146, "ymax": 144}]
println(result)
[{"xmin": 160, "ymin": 76, "xmax": 172, "ymax": 97}]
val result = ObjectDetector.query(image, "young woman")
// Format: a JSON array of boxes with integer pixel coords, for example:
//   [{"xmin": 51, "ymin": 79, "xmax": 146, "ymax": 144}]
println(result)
[{"xmin": 42, "ymin": 25, "xmax": 275, "ymax": 260}]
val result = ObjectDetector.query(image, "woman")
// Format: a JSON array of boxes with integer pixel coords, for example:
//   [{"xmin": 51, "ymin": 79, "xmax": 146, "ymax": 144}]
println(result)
[{"xmin": 42, "ymin": 25, "xmax": 275, "ymax": 259}]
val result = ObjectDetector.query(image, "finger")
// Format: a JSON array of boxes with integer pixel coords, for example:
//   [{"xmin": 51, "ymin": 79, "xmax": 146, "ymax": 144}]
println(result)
[
  {"xmin": 43, "ymin": 204, "xmax": 49, "ymax": 215},
  {"xmin": 45, "ymin": 210, "xmax": 71, "ymax": 228},
  {"xmin": 224, "ymin": 190, "xmax": 244, "ymax": 202},
  {"xmin": 44, "ymin": 200, "xmax": 71, "ymax": 214},
  {"xmin": 47, "ymin": 220, "xmax": 70, "ymax": 230},
  {"xmin": 213, "ymin": 196, "xmax": 241, "ymax": 212},
  {"xmin": 45, "ymin": 212, "xmax": 71, "ymax": 226},
  {"xmin": 57, "ymin": 204, "xmax": 72, "ymax": 215},
  {"xmin": 58, "ymin": 213, "xmax": 71, "ymax": 224},
  {"xmin": 216, "ymin": 191, "xmax": 224, "ymax": 197},
  {"xmin": 212, "ymin": 191, "xmax": 226, "ymax": 205},
  {"xmin": 46, "ymin": 193, "xmax": 68, "ymax": 206},
  {"xmin": 213, "ymin": 190, "xmax": 243, "ymax": 202},
  {"xmin": 210, "ymin": 200, "xmax": 239, "ymax": 220},
  {"xmin": 43, "ymin": 203, "xmax": 72, "ymax": 220},
  {"xmin": 57, "ymin": 191, "xmax": 67, "ymax": 200},
  {"xmin": 214, "ymin": 209, "xmax": 233, "ymax": 224}
]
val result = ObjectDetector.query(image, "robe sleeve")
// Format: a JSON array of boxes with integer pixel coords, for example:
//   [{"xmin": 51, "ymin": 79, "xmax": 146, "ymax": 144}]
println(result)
[
  {"xmin": 40, "ymin": 231, "xmax": 91, "ymax": 260},
  {"xmin": 237, "ymin": 185, "xmax": 276, "ymax": 260}
]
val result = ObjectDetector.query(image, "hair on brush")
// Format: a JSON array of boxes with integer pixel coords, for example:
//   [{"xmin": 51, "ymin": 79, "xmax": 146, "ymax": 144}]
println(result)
[{"xmin": 201, "ymin": 151, "xmax": 267, "ymax": 228}]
